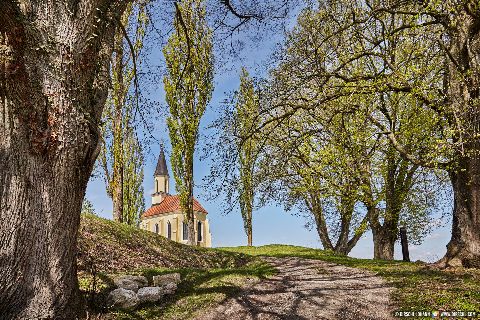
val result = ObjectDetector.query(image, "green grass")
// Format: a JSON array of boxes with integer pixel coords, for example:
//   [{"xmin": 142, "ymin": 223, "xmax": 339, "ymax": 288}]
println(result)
[
  {"xmin": 82, "ymin": 260, "xmax": 276, "ymax": 320},
  {"xmin": 78, "ymin": 214, "xmax": 269, "ymax": 319},
  {"xmin": 79, "ymin": 215, "xmax": 479, "ymax": 319},
  {"xmin": 219, "ymin": 244, "xmax": 480, "ymax": 313}
]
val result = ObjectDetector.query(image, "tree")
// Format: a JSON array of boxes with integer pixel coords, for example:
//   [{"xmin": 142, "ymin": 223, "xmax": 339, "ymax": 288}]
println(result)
[
  {"xmin": 0, "ymin": 2, "xmax": 134, "ymax": 318},
  {"xmin": 316, "ymin": 0, "xmax": 480, "ymax": 267},
  {"xmin": 99, "ymin": 2, "xmax": 147, "ymax": 225},
  {"xmin": 258, "ymin": 0, "xmax": 476, "ymax": 265},
  {"xmin": 203, "ymin": 69, "xmax": 262, "ymax": 246},
  {"xmin": 259, "ymin": 6, "xmax": 451, "ymax": 258},
  {"xmin": 263, "ymin": 131, "xmax": 371, "ymax": 255},
  {"xmin": 163, "ymin": 0, "xmax": 213, "ymax": 245},
  {"xmin": 235, "ymin": 68, "xmax": 260, "ymax": 246}
]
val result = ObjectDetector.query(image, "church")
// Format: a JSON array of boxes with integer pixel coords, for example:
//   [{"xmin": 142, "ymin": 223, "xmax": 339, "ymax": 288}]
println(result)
[{"xmin": 139, "ymin": 148, "xmax": 212, "ymax": 247}]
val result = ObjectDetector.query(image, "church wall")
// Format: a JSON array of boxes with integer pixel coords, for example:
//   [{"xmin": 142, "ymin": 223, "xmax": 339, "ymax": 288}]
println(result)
[{"xmin": 140, "ymin": 211, "xmax": 212, "ymax": 247}]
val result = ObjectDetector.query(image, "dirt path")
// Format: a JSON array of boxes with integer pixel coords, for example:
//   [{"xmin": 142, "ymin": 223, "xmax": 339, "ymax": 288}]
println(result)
[{"xmin": 195, "ymin": 256, "xmax": 395, "ymax": 320}]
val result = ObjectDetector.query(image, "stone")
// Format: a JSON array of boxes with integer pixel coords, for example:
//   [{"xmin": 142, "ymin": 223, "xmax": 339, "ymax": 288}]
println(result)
[
  {"xmin": 161, "ymin": 281, "xmax": 177, "ymax": 295},
  {"xmin": 137, "ymin": 286, "xmax": 164, "ymax": 303},
  {"xmin": 114, "ymin": 275, "xmax": 149, "ymax": 292},
  {"xmin": 153, "ymin": 273, "xmax": 181, "ymax": 286},
  {"xmin": 107, "ymin": 288, "xmax": 139, "ymax": 309}
]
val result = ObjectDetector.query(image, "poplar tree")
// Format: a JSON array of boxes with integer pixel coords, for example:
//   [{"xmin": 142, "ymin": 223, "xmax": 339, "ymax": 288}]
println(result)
[
  {"xmin": 99, "ymin": 3, "xmax": 147, "ymax": 225},
  {"xmin": 164, "ymin": 0, "xmax": 214, "ymax": 245},
  {"xmin": 236, "ymin": 68, "xmax": 259, "ymax": 246}
]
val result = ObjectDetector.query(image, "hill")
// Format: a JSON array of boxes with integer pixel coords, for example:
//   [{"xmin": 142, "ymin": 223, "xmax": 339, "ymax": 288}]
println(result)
[
  {"xmin": 76, "ymin": 214, "xmax": 273, "ymax": 319},
  {"xmin": 77, "ymin": 213, "xmax": 247, "ymax": 274},
  {"xmin": 75, "ymin": 217, "xmax": 479, "ymax": 318}
]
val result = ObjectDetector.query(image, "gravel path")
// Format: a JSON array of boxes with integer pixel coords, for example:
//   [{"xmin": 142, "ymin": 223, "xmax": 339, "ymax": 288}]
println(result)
[{"xmin": 195, "ymin": 256, "xmax": 395, "ymax": 320}]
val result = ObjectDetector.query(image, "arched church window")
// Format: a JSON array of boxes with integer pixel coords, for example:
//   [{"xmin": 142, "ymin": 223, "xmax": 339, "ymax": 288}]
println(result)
[
  {"xmin": 156, "ymin": 180, "xmax": 158, "ymax": 193},
  {"xmin": 183, "ymin": 222, "xmax": 188, "ymax": 240},
  {"xmin": 155, "ymin": 223, "xmax": 159, "ymax": 234},
  {"xmin": 197, "ymin": 221, "xmax": 202, "ymax": 242},
  {"xmin": 167, "ymin": 221, "xmax": 172, "ymax": 239}
]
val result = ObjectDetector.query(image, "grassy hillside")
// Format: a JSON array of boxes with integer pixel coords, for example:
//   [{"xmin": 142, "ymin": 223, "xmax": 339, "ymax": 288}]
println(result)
[
  {"xmin": 221, "ymin": 245, "xmax": 480, "ymax": 313},
  {"xmin": 77, "ymin": 214, "xmax": 274, "ymax": 319},
  {"xmin": 77, "ymin": 218, "xmax": 479, "ymax": 318},
  {"xmin": 78, "ymin": 213, "xmax": 247, "ymax": 273}
]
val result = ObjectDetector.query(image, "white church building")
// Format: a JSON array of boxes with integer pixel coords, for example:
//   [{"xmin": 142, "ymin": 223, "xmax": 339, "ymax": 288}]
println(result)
[{"xmin": 139, "ymin": 148, "xmax": 212, "ymax": 247}]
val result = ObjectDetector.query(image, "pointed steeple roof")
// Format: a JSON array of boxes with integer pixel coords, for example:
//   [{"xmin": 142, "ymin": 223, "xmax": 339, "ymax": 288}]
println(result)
[{"xmin": 154, "ymin": 145, "xmax": 169, "ymax": 176}]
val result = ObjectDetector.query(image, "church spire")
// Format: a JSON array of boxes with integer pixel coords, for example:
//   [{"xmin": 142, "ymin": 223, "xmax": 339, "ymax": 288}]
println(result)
[
  {"xmin": 154, "ymin": 145, "xmax": 169, "ymax": 177},
  {"xmin": 153, "ymin": 145, "xmax": 170, "ymax": 204}
]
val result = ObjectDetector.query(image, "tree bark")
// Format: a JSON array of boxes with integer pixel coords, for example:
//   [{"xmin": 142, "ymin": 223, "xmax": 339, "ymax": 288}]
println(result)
[
  {"xmin": 246, "ymin": 195, "xmax": 253, "ymax": 246},
  {"xmin": 442, "ymin": 164, "xmax": 480, "ymax": 267},
  {"xmin": 308, "ymin": 193, "xmax": 365, "ymax": 255},
  {"xmin": 188, "ymin": 217, "xmax": 195, "ymax": 245},
  {"xmin": 370, "ymin": 207, "xmax": 400, "ymax": 260},
  {"xmin": 400, "ymin": 227, "xmax": 410, "ymax": 262},
  {"xmin": 245, "ymin": 188, "xmax": 253, "ymax": 246},
  {"xmin": 439, "ymin": 8, "xmax": 480, "ymax": 268},
  {"xmin": 0, "ymin": 2, "xmax": 127, "ymax": 318},
  {"xmin": 372, "ymin": 227, "xmax": 396, "ymax": 260},
  {"xmin": 308, "ymin": 196, "xmax": 334, "ymax": 251}
]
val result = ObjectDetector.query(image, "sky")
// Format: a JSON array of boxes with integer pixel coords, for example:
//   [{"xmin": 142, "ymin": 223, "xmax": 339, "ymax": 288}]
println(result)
[{"xmin": 85, "ymin": 3, "xmax": 452, "ymax": 263}]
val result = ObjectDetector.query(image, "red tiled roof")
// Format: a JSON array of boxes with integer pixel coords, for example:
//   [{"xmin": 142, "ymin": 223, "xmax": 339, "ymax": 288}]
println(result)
[{"xmin": 142, "ymin": 195, "xmax": 208, "ymax": 218}]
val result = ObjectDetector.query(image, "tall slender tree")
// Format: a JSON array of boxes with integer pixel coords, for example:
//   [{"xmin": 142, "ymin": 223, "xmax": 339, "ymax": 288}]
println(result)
[
  {"xmin": 163, "ymin": 0, "xmax": 213, "ymax": 245},
  {"xmin": 236, "ymin": 68, "xmax": 259, "ymax": 246},
  {"xmin": 99, "ymin": 3, "xmax": 147, "ymax": 224}
]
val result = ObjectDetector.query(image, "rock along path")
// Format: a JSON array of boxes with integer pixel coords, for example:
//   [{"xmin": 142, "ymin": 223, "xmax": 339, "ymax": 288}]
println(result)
[{"xmin": 195, "ymin": 256, "xmax": 395, "ymax": 320}]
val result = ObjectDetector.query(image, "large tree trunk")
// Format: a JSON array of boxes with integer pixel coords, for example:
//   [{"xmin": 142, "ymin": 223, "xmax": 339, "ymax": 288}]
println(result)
[
  {"xmin": 0, "ymin": 2, "xmax": 126, "ymax": 318},
  {"xmin": 371, "ymin": 208, "xmax": 399, "ymax": 260},
  {"xmin": 442, "ymin": 164, "xmax": 480, "ymax": 267},
  {"xmin": 371, "ymin": 227, "xmax": 396, "ymax": 260},
  {"xmin": 439, "ymin": 8, "xmax": 480, "ymax": 268}
]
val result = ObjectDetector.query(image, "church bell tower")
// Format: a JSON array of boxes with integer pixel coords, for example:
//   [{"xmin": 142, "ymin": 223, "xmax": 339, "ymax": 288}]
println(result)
[{"xmin": 152, "ymin": 146, "xmax": 169, "ymax": 205}]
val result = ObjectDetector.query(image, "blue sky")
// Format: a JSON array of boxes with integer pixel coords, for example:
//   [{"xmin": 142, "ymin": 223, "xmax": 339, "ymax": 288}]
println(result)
[{"xmin": 85, "ymin": 5, "xmax": 452, "ymax": 262}]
